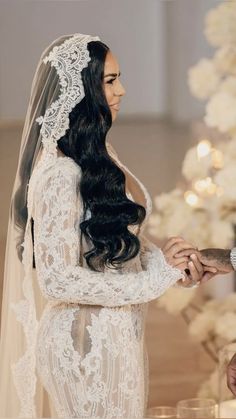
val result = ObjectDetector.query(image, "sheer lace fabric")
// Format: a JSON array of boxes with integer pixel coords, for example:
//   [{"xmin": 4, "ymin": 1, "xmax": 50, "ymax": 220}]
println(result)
[
  {"xmin": 0, "ymin": 33, "xmax": 183, "ymax": 418},
  {"xmin": 24, "ymin": 148, "xmax": 183, "ymax": 418}
]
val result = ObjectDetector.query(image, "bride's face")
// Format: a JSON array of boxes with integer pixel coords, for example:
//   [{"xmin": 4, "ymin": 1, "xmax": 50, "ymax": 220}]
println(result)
[{"xmin": 103, "ymin": 51, "xmax": 126, "ymax": 121}]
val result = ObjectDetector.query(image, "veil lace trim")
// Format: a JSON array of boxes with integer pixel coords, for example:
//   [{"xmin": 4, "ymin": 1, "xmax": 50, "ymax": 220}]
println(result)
[
  {"xmin": 10, "ymin": 34, "xmax": 100, "ymax": 417},
  {"xmin": 36, "ymin": 34, "xmax": 99, "ymax": 157}
]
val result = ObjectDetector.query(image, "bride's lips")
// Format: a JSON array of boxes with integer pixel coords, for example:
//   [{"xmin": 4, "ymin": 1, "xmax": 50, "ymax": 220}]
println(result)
[{"xmin": 110, "ymin": 102, "xmax": 120, "ymax": 111}]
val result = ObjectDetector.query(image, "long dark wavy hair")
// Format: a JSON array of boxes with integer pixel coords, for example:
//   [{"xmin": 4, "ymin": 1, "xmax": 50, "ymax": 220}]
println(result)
[{"xmin": 13, "ymin": 40, "xmax": 146, "ymax": 272}]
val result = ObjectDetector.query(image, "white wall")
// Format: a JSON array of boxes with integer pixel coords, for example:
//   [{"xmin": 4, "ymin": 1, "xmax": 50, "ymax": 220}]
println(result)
[
  {"xmin": 0, "ymin": 0, "xmax": 166, "ymax": 120},
  {"xmin": 0, "ymin": 0, "xmax": 221, "ymax": 122},
  {"xmin": 166, "ymin": 0, "xmax": 216, "ymax": 121}
]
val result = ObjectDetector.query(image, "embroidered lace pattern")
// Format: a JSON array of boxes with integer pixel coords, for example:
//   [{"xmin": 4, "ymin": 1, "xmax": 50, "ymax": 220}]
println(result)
[
  {"xmin": 32, "ymin": 159, "xmax": 183, "ymax": 307},
  {"xmin": 25, "ymin": 157, "xmax": 183, "ymax": 418},
  {"xmin": 6, "ymin": 33, "xmax": 185, "ymax": 417},
  {"xmin": 36, "ymin": 34, "xmax": 99, "ymax": 156}
]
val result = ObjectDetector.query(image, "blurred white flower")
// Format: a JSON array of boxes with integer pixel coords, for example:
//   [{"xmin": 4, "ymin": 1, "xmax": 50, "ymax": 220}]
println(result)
[
  {"xmin": 208, "ymin": 369, "xmax": 220, "ymax": 399},
  {"xmin": 197, "ymin": 369, "xmax": 231, "ymax": 401},
  {"xmin": 214, "ymin": 46, "xmax": 236, "ymax": 76},
  {"xmin": 157, "ymin": 287, "xmax": 196, "ymax": 315},
  {"xmin": 148, "ymin": 189, "xmax": 194, "ymax": 239},
  {"xmin": 197, "ymin": 378, "xmax": 213, "ymax": 399},
  {"xmin": 162, "ymin": 204, "xmax": 193, "ymax": 238},
  {"xmin": 203, "ymin": 299, "xmax": 221, "ymax": 312},
  {"xmin": 216, "ymin": 200, "xmax": 236, "ymax": 225},
  {"xmin": 215, "ymin": 165, "xmax": 236, "ymax": 200},
  {"xmin": 223, "ymin": 139, "xmax": 236, "ymax": 167},
  {"xmin": 219, "ymin": 76, "xmax": 236, "ymax": 96},
  {"xmin": 152, "ymin": 0, "xmax": 236, "ymax": 402},
  {"xmin": 148, "ymin": 213, "xmax": 167, "ymax": 239},
  {"xmin": 215, "ymin": 313, "xmax": 236, "ymax": 341},
  {"xmin": 149, "ymin": 190, "xmax": 231, "ymax": 248},
  {"xmin": 182, "ymin": 147, "xmax": 212, "ymax": 181},
  {"xmin": 205, "ymin": 91, "xmax": 236, "ymax": 133},
  {"xmin": 205, "ymin": 2, "xmax": 236, "ymax": 47},
  {"xmin": 210, "ymin": 219, "xmax": 234, "ymax": 248},
  {"xmin": 188, "ymin": 59, "xmax": 221, "ymax": 100},
  {"xmin": 189, "ymin": 311, "xmax": 216, "ymax": 342},
  {"xmin": 214, "ymin": 165, "xmax": 236, "ymax": 222},
  {"xmin": 181, "ymin": 210, "xmax": 215, "ymax": 249},
  {"xmin": 153, "ymin": 188, "xmax": 183, "ymax": 212}
]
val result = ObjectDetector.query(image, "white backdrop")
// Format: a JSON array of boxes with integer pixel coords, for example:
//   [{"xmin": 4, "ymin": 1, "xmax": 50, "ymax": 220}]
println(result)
[
  {"xmin": 0, "ymin": 0, "xmax": 166, "ymax": 119},
  {"xmin": 0, "ymin": 0, "xmax": 217, "ymax": 121}
]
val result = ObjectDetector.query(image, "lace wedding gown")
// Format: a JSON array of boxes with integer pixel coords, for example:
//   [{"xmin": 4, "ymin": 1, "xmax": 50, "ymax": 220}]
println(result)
[{"xmin": 29, "ymin": 144, "xmax": 182, "ymax": 418}]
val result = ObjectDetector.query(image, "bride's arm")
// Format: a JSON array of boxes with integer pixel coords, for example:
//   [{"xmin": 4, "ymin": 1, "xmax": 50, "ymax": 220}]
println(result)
[
  {"xmin": 33, "ymin": 163, "xmax": 184, "ymax": 307},
  {"xmin": 139, "ymin": 234, "xmax": 208, "ymax": 287}
]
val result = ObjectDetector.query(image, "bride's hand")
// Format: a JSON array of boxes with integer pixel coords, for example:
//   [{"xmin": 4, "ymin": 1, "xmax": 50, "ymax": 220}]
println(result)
[
  {"xmin": 162, "ymin": 237, "xmax": 216, "ymax": 287},
  {"xmin": 175, "ymin": 248, "xmax": 218, "ymax": 284},
  {"xmin": 162, "ymin": 237, "xmax": 198, "ymax": 271}
]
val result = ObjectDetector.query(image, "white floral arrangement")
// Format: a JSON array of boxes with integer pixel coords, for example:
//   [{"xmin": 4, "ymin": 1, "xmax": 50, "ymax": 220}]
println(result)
[
  {"xmin": 188, "ymin": 295, "xmax": 236, "ymax": 401},
  {"xmin": 189, "ymin": 2, "xmax": 236, "ymax": 136},
  {"xmin": 156, "ymin": 290, "xmax": 236, "ymax": 401},
  {"xmin": 149, "ymin": 0, "xmax": 236, "ymax": 250},
  {"xmin": 150, "ymin": 0, "xmax": 236, "ymax": 402},
  {"xmin": 148, "ymin": 139, "xmax": 236, "ymax": 249}
]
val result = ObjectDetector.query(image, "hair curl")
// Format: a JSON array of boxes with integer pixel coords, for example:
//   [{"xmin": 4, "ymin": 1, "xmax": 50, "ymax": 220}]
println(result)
[{"xmin": 58, "ymin": 41, "xmax": 146, "ymax": 271}]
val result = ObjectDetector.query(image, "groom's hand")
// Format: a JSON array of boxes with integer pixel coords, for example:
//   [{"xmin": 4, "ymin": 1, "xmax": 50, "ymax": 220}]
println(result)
[
  {"xmin": 199, "ymin": 248, "xmax": 233, "ymax": 274},
  {"xmin": 162, "ymin": 237, "xmax": 214, "ymax": 286},
  {"xmin": 174, "ymin": 248, "xmax": 218, "ymax": 284}
]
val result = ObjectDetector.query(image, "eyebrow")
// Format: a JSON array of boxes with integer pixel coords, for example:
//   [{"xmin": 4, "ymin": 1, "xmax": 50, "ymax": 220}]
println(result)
[{"xmin": 104, "ymin": 72, "xmax": 121, "ymax": 78}]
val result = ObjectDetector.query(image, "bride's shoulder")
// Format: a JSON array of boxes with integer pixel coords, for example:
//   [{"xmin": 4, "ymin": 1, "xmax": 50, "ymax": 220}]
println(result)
[
  {"xmin": 31, "ymin": 156, "xmax": 81, "ymax": 194},
  {"xmin": 55, "ymin": 155, "xmax": 81, "ymax": 176}
]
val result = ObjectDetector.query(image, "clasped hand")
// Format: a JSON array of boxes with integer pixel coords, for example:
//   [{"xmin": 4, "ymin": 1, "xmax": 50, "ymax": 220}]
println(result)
[{"xmin": 161, "ymin": 237, "xmax": 220, "ymax": 287}]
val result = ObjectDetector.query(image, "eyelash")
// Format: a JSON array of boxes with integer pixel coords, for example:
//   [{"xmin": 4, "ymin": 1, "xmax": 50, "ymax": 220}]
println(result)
[{"xmin": 106, "ymin": 78, "xmax": 116, "ymax": 84}]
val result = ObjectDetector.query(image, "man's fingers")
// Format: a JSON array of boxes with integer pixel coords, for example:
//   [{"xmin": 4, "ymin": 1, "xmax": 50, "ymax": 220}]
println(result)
[
  {"xmin": 175, "ymin": 249, "xmax": 199, "ymax": 258},
  {"xmin": 204, "ymin": 266, "xmax": 218, "ymax": 273}
]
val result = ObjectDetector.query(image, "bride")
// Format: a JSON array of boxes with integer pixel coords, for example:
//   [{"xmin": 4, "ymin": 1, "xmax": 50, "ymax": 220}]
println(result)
[{"xmin": 0, "ymin": 33, "xmax": 216, "ymax": 418}]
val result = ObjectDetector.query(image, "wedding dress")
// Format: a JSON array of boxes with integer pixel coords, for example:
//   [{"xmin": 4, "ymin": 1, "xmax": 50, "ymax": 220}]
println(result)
[
  {"xmin": 31, "ymin": 143, "xmax": 182, "ymax": 418},
  {"xmin": 0, "ymin": 34, "xmax": 183, "ymax": 418}
]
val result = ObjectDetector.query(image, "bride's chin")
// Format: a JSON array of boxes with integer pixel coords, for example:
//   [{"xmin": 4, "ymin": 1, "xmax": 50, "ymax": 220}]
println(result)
[{"xmin": 110, "ymin": 109, "xmax": 118, "ymax": 122}]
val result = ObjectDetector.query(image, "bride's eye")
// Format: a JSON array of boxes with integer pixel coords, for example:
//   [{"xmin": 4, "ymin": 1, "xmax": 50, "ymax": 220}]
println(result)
[{"xmin": 106, "ymin": 78, "xmax": 115, "ymax": 84}]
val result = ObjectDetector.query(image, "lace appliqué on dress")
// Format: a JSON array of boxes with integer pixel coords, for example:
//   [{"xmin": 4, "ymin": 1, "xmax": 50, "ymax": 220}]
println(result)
[
  {"xmin": 36, "ymin": 304, "xmax": 145, "ymax": 418},
  {"xmin": 11, "ymin": 154, "xmax": 184, "ymax": 418}
]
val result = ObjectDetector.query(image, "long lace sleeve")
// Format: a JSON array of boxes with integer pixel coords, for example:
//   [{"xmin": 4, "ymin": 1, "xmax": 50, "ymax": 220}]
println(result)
[
  {"xmin": 139, "ymin": 234, "xmax": 193, "ymax": 289},
  {"xmin": 139, "ymin": 234, "xmax": 166, "ymax": 270},
  {"xmin": 33, "ymin": 160, "xmax": 184, "ymax": 307}
]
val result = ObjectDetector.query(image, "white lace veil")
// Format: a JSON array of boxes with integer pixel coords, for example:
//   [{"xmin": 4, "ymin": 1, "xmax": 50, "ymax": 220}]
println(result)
[{"xmin": 0, "ymin": 33, "xmax": 100, "ymax": 417}]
